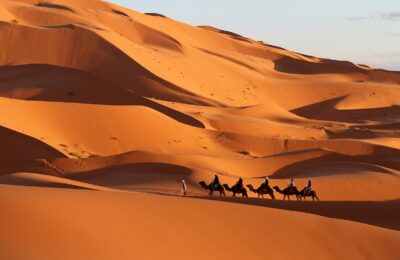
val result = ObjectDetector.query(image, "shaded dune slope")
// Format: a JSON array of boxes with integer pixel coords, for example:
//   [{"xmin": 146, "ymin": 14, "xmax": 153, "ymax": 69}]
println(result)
[
  {"xmin": 202, "ymin": 196, "xmax": 400, "ymax": 231},
  {"xmin": 0, "ymin": 125, "xmax": 66, "ymax": 159},
  {"xmin": 0, "ymin": 172, "xmax": 118, "ymax": 191}
]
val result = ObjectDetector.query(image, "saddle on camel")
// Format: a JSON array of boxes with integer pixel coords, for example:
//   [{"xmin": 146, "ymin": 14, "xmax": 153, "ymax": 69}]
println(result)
[
  {"xmin": 223, "ymin": 177, "xmax": 248, "ymax": 198},
  {"xmin": 198, "ymin": 175, "xmax": 225, "ymax": 196}
]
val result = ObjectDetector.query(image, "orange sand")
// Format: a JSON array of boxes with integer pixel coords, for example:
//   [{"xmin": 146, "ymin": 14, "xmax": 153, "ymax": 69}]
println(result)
[{"xmin": 0, "ymin": 0, "xmax": 399, "ymax": 259}]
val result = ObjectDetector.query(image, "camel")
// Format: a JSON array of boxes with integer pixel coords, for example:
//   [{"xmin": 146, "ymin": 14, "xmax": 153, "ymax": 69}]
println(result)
[
  {"xmin": 223, "ymin": 184, "xmax": 248, "ymax": 198},
  {"xmin": 299, "ymin": 187, "xmax": 320, "ymax": 201},
  {"xmin": 273, "ymin": 186, "xmax": 302, "ymax": 200},
  {"xmin": 246, "ymin": 184, "xmax": 275, "ymax": 199},
  {"xmin": 199, "ymin": 181, "xmax": 225, "ymax": 197}
]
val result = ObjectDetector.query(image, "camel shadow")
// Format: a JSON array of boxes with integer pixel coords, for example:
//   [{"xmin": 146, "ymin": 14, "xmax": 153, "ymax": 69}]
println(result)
[{"xmin": 191, "ymin": 195, "xmax": 400, "ymax": 231}]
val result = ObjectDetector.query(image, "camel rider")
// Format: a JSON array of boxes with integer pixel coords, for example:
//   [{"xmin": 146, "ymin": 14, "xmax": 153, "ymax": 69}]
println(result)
[
  {"xmin": 262, "ymin": 176, "xmax": 270, "ymax": 189},
  {"xmin": 303, "ymin": 180, "xmax": 312, "ymax": 196},
  {"xmin": 288, "ymin": 178, "xmax": 295, "ymax": 189},
  {"xmin": 236, "ymin": 177, "xmax": 244, "ymax": 189},
  {"xmin": 211, "ymin": 175, "xmax": 220, "ymax": 189}
]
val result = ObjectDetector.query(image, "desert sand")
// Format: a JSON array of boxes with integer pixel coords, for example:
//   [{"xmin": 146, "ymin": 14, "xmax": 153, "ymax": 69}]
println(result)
[{"xmin": 0, "ymin": 0, "xmax": 399, "ymax": 259}]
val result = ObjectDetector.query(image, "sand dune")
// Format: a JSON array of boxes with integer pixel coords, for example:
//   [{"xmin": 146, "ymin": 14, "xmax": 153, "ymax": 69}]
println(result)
[
  {"xmin": 0, "ymin": 124, "xmax": 65, "ymax": 159},
  {"xmin": 0, "ymin": 0, "xmax": 399, "ymax": 259},
  {"xmin": 201, "ymin": 196, "xmax": 400, "ymax": 231},
  {"xmin": 1, "ymin": 185, "xmax": 400, "ymax": 260},
  {"xmin": 0, "ymin": 172, "xmax": 118, "ymax": 191}
]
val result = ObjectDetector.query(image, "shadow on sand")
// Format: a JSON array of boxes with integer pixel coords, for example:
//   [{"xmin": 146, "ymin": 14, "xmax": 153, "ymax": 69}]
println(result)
[{"xmin": 190, "ymin": 195, "xmax": 400, "ymax": 231}]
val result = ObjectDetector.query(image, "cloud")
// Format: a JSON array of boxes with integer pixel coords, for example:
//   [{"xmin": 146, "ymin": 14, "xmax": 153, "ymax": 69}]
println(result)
[
  {"xmin": 377, "ymin": 12, "xmax": 400, "ymax": 21},
  {"xmin": 347, "ymin": 12, "xmax": 400, "ymax": 22},
  {"xmin": 346, "ymin": 16, "xmax": 369, "ymax": 22}
]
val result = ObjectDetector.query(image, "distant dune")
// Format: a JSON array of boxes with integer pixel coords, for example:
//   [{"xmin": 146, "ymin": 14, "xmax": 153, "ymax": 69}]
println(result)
[{"xmin": 0, "ymin": 0, "xmax": 399, "ymax": 259}]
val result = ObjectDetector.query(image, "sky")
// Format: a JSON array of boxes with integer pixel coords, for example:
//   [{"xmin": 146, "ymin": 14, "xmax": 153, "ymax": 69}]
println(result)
[{"xmin": 111, "ymin": 0, "xmax": 400, "ymax": 71}]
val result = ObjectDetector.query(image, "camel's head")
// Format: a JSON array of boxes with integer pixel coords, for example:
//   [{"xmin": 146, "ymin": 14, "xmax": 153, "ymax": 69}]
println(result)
[
  {"xmin": 273, "ymin": 186, "xmax": 279, "ymax": 191},
  {"xmin": 199, "ymin": 181, "xmax": 206, "ymax": 187},
  {"xmin": 246, "ymin": 184, "xmax": 254, "ymax": 190}
]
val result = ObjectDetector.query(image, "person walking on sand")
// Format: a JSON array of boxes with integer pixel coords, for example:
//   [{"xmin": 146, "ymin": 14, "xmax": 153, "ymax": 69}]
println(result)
[{"xmin": 181, "ymin": 180, "xmax": 187, "ymax": 196}]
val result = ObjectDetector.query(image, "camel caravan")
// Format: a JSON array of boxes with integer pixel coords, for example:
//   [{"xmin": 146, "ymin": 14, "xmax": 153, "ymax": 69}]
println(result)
[{"xmin": 199, "ymin": 175, "xmax": 320, "ymax": 201}]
